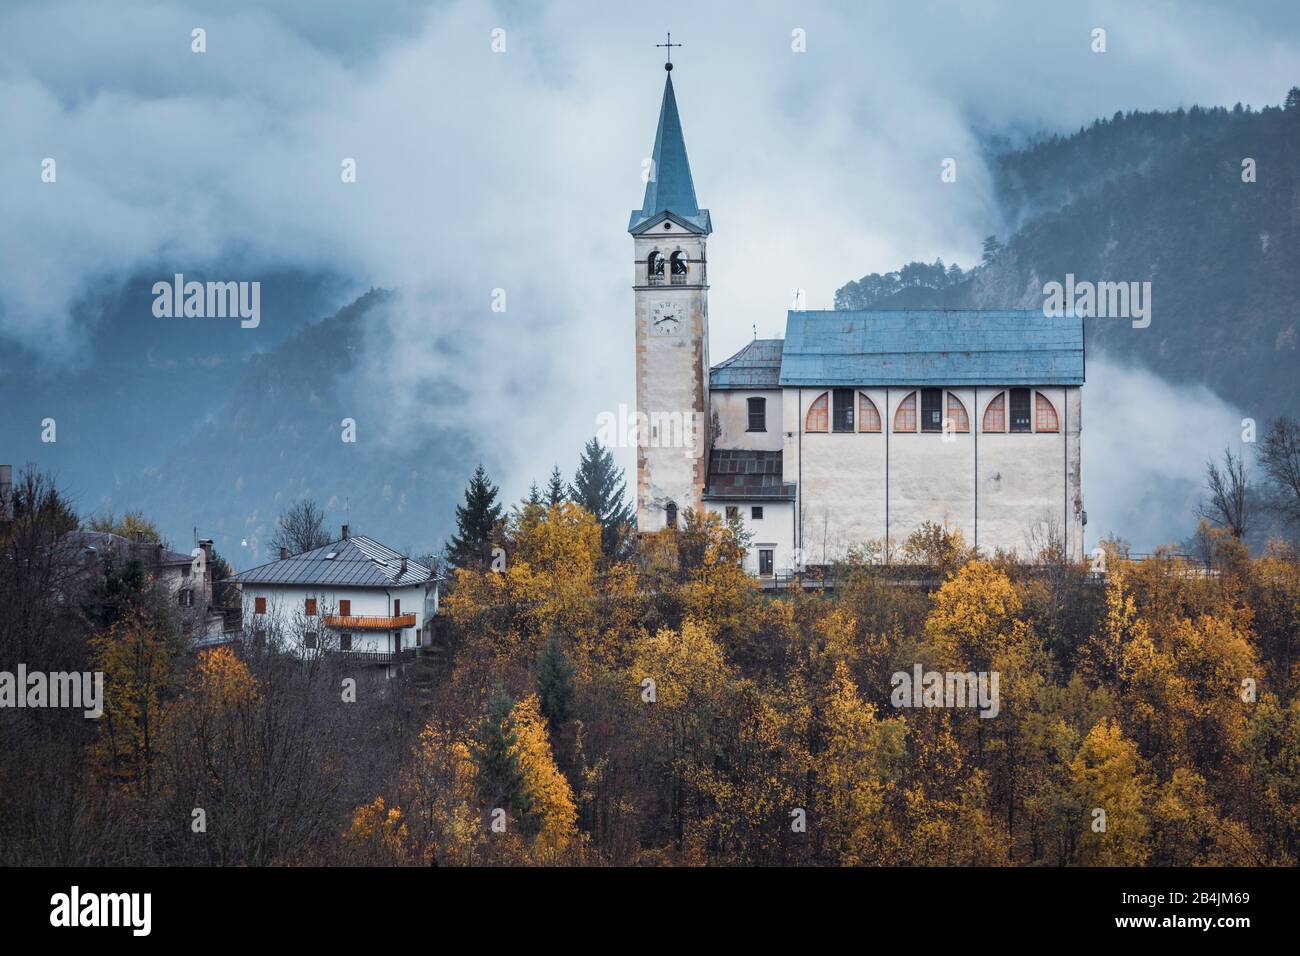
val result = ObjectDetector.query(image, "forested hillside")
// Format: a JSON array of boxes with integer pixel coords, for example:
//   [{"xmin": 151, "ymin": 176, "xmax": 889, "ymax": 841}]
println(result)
[
  {"xmin": 837, "ymin": 89, "xmax": 1300, "ymax": 419},
  {"xmin": 4, "ymin": 470, "xmax": 1299, "ymax": 865}
]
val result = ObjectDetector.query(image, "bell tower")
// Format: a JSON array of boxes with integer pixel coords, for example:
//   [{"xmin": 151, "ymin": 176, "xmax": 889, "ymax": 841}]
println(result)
[{"xmin": 629, "ymin": 56, "xmax": 712, "ymax": 532}]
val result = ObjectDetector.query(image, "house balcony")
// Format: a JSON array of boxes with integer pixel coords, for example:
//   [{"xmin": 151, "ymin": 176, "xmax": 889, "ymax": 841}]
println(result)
[
  {"xmin": 323, "ymin": 613, "xmax": 417, "ymax": 630},
  {"xmin": 326, "ymin": 648, "xmax": 417, "ymax": 666}
]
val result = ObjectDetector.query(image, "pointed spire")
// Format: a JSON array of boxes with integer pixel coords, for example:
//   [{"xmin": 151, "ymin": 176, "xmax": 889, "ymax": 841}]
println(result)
[{"xmin": 629, "ymin": 72, "xmax": 711, "ymax": 235}]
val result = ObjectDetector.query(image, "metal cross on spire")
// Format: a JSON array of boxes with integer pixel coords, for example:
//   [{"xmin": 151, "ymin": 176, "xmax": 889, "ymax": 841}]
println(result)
[{"xmin": 657, "ymin": 32, "xmax": 682, "ymax": 70}]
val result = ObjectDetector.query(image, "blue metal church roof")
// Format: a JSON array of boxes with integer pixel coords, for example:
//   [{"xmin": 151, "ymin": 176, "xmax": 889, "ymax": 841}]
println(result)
[{"xmin": 777, "ymin": 309, "xmax": 1085, "ymax": 387}]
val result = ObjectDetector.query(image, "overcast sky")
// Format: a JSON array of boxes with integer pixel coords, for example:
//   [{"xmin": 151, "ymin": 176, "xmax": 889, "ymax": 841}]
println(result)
[{"xmin": 3, "ymin": 0, "xmax": 1299, "ymax": 548}]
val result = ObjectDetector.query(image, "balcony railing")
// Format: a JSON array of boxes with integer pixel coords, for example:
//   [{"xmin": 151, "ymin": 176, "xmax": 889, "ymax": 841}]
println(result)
[
  {"xmin": 323, "ymin": 613, "xmax": 416, "ymax": 630},
  {"xmin": 670, "ymin": 273, "xmax": 687, "ymax": 285},
  {"xmin": 326, "ymin": 648, "xmax": 416, "ymax": 666},
  {"xmin": 648, "ymin": 274, "xmax": 664, "ymax": 285}
]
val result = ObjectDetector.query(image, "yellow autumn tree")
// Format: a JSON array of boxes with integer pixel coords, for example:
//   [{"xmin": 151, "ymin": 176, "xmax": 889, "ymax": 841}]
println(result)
[
  {"xmin": 924, "ymin": 561, "xmax": 1032, "ymax": 672},
  {"xmin": 680, "ymin": 511, "xmax": 757, "ymax": 645},
  {"xmin": 187, "ymin": 645, "xmax": 259, "ymax": 714},
  {"xmin": 446, "ymin": 502, "xmax": 607, "ymax": 669},
  {"xmin": 346, "ymin": 796, "xmax": 409, "ymax": 866},
  {"xmin": 401, "ymin": 724, "xmax": 486, "ymax": 866},
  {"xmin": 1121, "ymin": 612, "xmax": 1256, "ymax": 779},
  {"xmin": 816, "ymin": 661, "xmax": 904, "ymax": 865},
  {"xmin": 1071, "ymin": 718, "xmax": 1151, "ymax": 865},
  {"xmin": 1080, "ymin": 565, "xmax": 1149, "ymax": 687},
  {"xmin": 90, "ymin": 608, "xmax": 184, "ymax": 794},
  {"xmin": 161, "ymin": 645, "xmax": 260, "ymax": 794},
  {"xmin": 630, "ymin": 618, "xmax": 731, "ymax": 858},
  {"xmin": 509, "ymin": 693, "xmax": 579, "ymax": 860},
  {"xmin": 1150, "ymin": 768, "xmax": 1259, "ymax": 865}
]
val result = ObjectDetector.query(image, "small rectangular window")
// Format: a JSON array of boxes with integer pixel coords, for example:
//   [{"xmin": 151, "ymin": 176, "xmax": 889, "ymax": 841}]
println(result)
[
  {"xmin": 1010, "ymin": 388, "xmax": 1032, "ymax": 432},
  {"xmin": 254, "ymin": 596, "xmax": 266, "ymax": 614},
  {"xmin": 758, "ymin": 549, "xmax": 774, "ymax": 576},
  {"xmin": 339, "ymin": 633, "xmax": 352, "ymax": 652},
  {"xmin": 304, "ymin": 630, "xmax": 318, "ymax": 649},
  {"xmin": 305, "ymin": 597, "xmax": 317, "ymax": 616},
  {"xmin": 832, "ymin": 389, "xmax": 855, "ymax": 432},
  {"xmin": 921, "ymin": 388, "xmax": 943, "ymax": 432},
  {"xmin": 339, "ymin": 599, "xmax": 351, "ymax": 616},
  {"xmin": 751, "ymin": 506, "xmax": 763, "ymax": 520},
  {"xmin": 725, "ymin": 506, "xmax": 739, "ymax": 521},
  {"xmin": 747, "ymin": 397, "xmax": 766, "ymax": 432}
]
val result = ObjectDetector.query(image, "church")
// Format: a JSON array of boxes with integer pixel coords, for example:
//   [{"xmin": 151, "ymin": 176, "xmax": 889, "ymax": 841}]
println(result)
[{"xmin": 630, "ymin": 63, "xmax": 1085, "ymax": 576}]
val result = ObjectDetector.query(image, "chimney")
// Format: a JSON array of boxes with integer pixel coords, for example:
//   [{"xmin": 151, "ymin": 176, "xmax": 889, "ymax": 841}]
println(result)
[
  {"xmin": 135, "ymin": 529, "xmax": 147, "ymax": 544},
  {"xmin": 198, "ymin": 538, "xmax": 214, "ymax": 563},
  {"xmin": 279, "ymin": 547, "xmax": 288, "ymax": 560},
  {"xmin": 0, "ymin": 464, "xmax": 11, "ymax": 524},
  {"xmin": 341, "ymin": 524, "xmax": 350, "ymax": 540},
  {"xmin": 399, "ymin": 556, "xmax": 407, "ymax": 578}
]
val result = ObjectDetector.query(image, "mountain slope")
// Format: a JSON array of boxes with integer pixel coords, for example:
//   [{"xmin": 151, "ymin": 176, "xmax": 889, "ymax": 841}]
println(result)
[
  {"xmin": 120, "ymin": 290, "xmax": 478, "ymax": 567},
  {"xmin": 838, "ymin": 92, "xmax": 1300, "ymax": 419}
]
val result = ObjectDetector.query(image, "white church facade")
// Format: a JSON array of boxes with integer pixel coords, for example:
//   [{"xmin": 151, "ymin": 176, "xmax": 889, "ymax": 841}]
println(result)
[{"xmin": 631, "ymin": 64, "xmax": 1085, "ymax": 576}]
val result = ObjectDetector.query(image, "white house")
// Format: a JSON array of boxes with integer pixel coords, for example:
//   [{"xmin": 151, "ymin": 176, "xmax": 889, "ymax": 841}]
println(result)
[
  {"xmin": 223, "ymin": 528, "xmax": 440, "ymax": 661},
  {"xmin": 629, "ymin": 64, "xmax": 1085, "ymax": 577}
]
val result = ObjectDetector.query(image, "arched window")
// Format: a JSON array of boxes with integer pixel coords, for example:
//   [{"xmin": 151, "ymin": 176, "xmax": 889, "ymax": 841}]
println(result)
[
  {"xmin": 665, "ymin": 502, "xmax": 677, "ymax": 528},
  {"xmin": 1035, "ymin": 392, "xmax": 1059, "ymax": 432},
  {"xmin": 670, "ymin": 251, "xmax": 689, "ymax": 276},
  {"xmin": 805, "ymin": 392, "xmax": 829, "ymax": 432},
  {"xmin": 982, "ymin": 392, "xmax": 1005, "ymax": 432},
  {"xmin": 647, "ymin": 251, "xmax": 665, "ymax": 281},
  {"xmin": 893, "ymin": 391, "xmax": 917, "ymax": 432},
  {"xmin": 946, "ymin": 392, "xmax": 970, "ymax": 432},
  {"xmin": 857, "ymin": 393, "xmax": 881, "ymax": 432}
]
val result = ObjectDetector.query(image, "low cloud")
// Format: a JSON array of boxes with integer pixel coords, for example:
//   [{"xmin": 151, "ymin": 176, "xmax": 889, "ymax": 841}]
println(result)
[
  {"xmin": 2, "ymin": 0, "xmax": 1297, "ymax": 507},
  {"xmin": 1083, "ymin": 354, "xmax": 1246, "ymax": 552}
]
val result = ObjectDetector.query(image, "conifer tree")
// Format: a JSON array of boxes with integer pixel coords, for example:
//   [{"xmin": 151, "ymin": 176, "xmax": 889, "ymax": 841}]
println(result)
[
  {"xmin": 569, "ymin": 438, "xmax": 634, "ymax": 558},
  {"xmin": 534, "ymin": 636, "xmax": 575, "ymax": 729},
  {"xmin": 544, "ymin": 466, "xmax": 567, "ymax": 509},
  {"xmin": 446, "ymin": 464, "xmax": 503, "ymax": 570},
  {"xmin": 471, "ymin": 685, "xmax": 529, "ymax": 823}
]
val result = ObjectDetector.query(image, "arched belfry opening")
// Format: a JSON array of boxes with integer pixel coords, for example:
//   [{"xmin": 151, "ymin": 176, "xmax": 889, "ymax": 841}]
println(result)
[{"xmin": 670, "ymin": 250, "xmax": 689, "ymax": 282}]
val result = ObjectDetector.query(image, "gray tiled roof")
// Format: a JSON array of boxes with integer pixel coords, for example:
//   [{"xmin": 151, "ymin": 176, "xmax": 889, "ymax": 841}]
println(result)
[
  {"xmin": 225, "ymin": 535, "xmax": 434, "ymax": 588},
  {"xmin": 704, "ymin": 449, "xmax": 796, "ymax": 500},
  {"xmin": 710, "ymin": 339, "xmax": 784, "ymax": 389},
  {"xmin": 66, "ymin": 531, "xmax": 193, "ymax": 566}
]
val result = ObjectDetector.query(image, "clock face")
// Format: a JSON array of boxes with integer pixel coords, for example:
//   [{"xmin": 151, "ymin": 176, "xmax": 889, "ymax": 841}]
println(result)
[{"xmin": 650, "ymin": 303, "xmax": 681, "ymax": 336}]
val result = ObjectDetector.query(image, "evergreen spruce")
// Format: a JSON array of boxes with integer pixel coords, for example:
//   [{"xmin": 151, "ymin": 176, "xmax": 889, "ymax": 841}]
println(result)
[
  {"xmin": 471, "ymin": 685, "xmax": 530, "ymax": 822},
  {"xmin": 446, "ymin": 464, "xmax": 504, "ymax": 569},
  {"xmin": 535, "ymin": 635, "xmax": 576, "ymax": 729},
  {"xmin": 544, "ymin": 466, "xmax": 567, "ymax": 508},
  {"xmin": 569, "ymin": 438, "xmax": 634, "ymax": 558}
]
